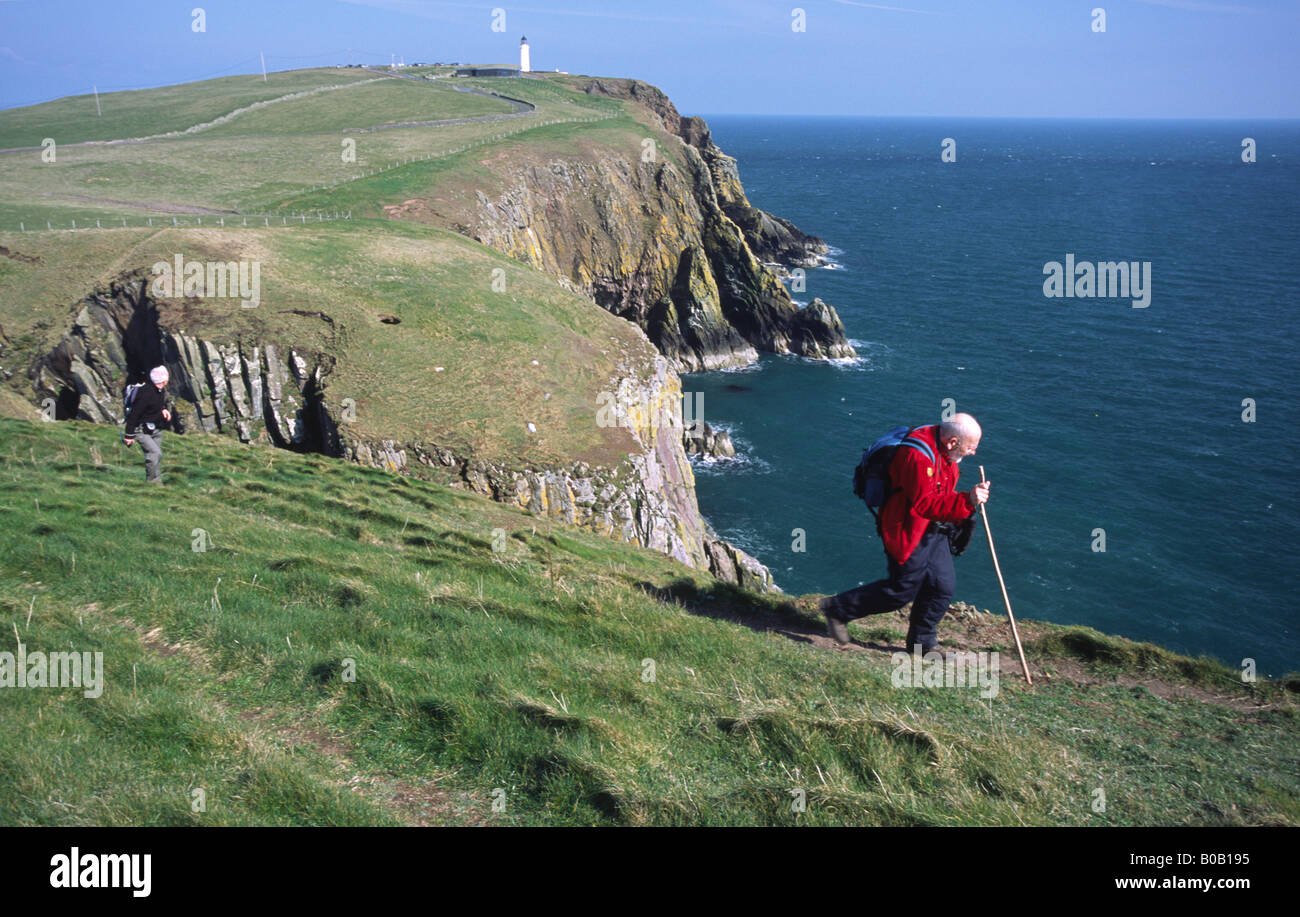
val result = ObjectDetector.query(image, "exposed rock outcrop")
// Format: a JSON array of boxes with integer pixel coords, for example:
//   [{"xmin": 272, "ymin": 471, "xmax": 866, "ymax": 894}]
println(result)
[
  {"xmin": 340, "ymin": 354, "xmax": 773, "ymax": 592},
  {"xmin": 789, "ymin": 298, "xmax": 857, "ymax": 361},
  {"xmin": 683, "ymin": 420, "xmax": 735, "ymax": 459},
  {"xmin": 27, "ymin": 273, "xmax": 328, "ymax": 451},
  {"xmin": 703, "ymin": 538, "xmax": 776, "ymax": 595},
  {"xmin": 570, "ymin": 79, "xmax": 834, "ymax": 268},
  {"xmin": 440, "ymin": 79, "xmax": 854, "ymax": 374}
]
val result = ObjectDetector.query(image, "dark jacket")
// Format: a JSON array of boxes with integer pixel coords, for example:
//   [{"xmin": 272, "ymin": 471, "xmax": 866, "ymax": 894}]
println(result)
[
  {"xmin": 124, "ymin": 383, "xmax": 169, "ymax": 436},
  {"xmin": 879, "ymin": 424, "xmax": 974, "ymax": 566}
]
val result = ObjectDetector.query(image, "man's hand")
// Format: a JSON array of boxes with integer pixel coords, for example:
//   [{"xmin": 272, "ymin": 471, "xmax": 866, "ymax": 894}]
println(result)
[
  {"xmin": 162, "ymin": 408, "xmax": 171, "ymax": 422},
  {"xmin": 122, "ymin": 435, "xmax": 135, "ymax": 446},
  {"xmin": 968, "ymin": 480, "xmax": 990, "ymax": 510}
]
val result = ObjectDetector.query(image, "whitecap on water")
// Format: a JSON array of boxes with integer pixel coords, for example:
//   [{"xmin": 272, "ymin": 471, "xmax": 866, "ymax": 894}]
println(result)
[
  {"xmin": 822, "ymin": 340, "xmax": 893, "ymax": 372},
  {"xmin": 826, "ymin": 353, "xmax": 868, "ymax": 369},
  {"xmin": 688, "ymin": 428, "xmax": 774, "ymax": 476},
  {"xmin": 714, "ymin": 360, "xmax": 765, "ymax": 375},
  {"xmin": 689, "ymin": 449, "xmax": 773, "ymax": 475}
]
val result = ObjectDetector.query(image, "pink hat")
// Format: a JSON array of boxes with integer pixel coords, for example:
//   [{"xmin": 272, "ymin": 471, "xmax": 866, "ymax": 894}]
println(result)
[{"xmin": 149, "ymin": 365, "xmax": 169, "ymax": 385}]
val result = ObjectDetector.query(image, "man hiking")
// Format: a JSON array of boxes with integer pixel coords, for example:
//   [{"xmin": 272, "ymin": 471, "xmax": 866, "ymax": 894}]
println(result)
[
  {"xmin": 821, "ymin": 412, "xmax": 990, "ymax": 656},
  {"xmin": 122, "ymin": 365, "xmax": 173, "ymax": 484}
]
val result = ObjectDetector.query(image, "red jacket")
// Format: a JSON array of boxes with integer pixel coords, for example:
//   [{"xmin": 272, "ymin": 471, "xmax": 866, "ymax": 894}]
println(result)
[{"xmin": 880, "ymin": 424, "xmax": 974, "ymax": 565}]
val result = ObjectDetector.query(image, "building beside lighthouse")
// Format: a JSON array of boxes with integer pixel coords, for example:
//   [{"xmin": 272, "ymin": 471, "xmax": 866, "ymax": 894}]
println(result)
[{"xmin": 452, "ymin": 35, "xmax": 558, "ymax": 78}]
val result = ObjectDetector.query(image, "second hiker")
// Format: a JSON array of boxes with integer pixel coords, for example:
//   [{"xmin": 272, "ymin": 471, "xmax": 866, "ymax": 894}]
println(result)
[{"xmin": 122, "ymin": 365, "xmax": 173, "ymax": 484}]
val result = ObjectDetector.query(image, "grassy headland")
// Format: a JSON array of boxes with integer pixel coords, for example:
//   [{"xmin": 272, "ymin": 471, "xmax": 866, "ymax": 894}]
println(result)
[{"xmin": 0, "ymin": 418, "xmax": 1294, "ymax": 826}]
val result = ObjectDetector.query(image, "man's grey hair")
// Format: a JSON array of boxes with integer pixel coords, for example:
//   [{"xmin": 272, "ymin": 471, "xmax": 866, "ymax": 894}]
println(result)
[{"xmin": 939, "ymin": 413, "xmax": 981, "ymax": 443}]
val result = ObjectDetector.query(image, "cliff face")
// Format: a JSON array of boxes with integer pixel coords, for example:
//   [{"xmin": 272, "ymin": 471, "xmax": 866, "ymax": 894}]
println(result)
[
  {"xmin": 412, "ymin": 78, "xmax": 856, "ymax": 373},
  {"xmin": 28, "ymin": 273, "xmax": 777, "ymax": 594},
  {"xmin": 343, "ymin": 353, "xmax": 774, "ymax": 593},
  {"xmin": 581, "ymin": 78, "xmax": 835, "ymax": 269}
]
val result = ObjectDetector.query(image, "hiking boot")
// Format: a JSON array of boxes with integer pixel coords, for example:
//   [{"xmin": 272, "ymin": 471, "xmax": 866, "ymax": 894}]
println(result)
[{"xmin": 819, "ymin": 597, "xmax": 851, "ymax": 645}]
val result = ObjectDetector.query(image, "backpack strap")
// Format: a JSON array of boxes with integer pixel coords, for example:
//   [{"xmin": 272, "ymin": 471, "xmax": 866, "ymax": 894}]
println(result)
[
  {"xmin": 881, "ymin": 427, "xmax": 936, "ymax": 509},
  {"xmin": 868, "ymin": 426, "xmax": 936, "ymax": 532},
  {"xmin": 894, "ymin": 424, "xmax": 935, "ymax": 460}
]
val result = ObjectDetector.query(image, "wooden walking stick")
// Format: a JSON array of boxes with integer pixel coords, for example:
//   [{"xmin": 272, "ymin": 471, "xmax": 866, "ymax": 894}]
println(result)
[{"xmin": 977, "ymin": 466, "xmax": 1032, "ymax": 684}]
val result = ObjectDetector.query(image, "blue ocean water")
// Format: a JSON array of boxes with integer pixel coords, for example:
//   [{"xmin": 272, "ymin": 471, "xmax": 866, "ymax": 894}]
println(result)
[{"xmin": 686, "ymin": 116, "xmax": 1300, "ymax": 678}]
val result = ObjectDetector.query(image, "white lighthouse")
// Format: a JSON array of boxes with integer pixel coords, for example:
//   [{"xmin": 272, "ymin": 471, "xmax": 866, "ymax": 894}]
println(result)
[{"xmin": 520, "ymin": 35, "xmax": 530, "ymax": 73}]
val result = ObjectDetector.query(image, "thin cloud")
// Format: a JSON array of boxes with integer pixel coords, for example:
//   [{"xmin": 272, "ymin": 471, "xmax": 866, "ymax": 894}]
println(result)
[
  {"xmin": 831, "ymin": 0, "xmax": 939, "ymax": 14},
  {"xmin": 1132, "ymin": 0, "xmax": 1262, "ymax": 12},
  {"xmin": 337, "ymin": 0, "xmax": 730, "ymax": 27}
]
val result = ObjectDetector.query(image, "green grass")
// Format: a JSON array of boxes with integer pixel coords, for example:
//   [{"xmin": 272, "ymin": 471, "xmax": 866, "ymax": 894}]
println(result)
[
  {"xmin": 458, "ymin": 76, "xmax": 625, "ymax": 116},
  {"xmin": 0, "ymin": 68, "xmax": 624, "ymax": 226},
  {"xmin": 0, "ymin": 69, "xmax": 380, "ymax": 149},
  {"xmin": 275, "ymin": 112, "xmax": 659, "ymax": 219},
  {"xmin": 0, "ymin": 418, "xmax": 1295, "ymax": 825},
  {"xmin": 195, "ymin": 78, "xmax": 515, "ymax": 138}
]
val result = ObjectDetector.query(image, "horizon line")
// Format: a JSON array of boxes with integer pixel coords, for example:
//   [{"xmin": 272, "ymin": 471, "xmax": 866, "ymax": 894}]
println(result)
[
  {"xmin": 691, "ymin": 112, "xmax": 1300, "ymax": 121},
  {"xmin": 2, "ymin": 64, "xmax": 1296, "ymax": 121}
]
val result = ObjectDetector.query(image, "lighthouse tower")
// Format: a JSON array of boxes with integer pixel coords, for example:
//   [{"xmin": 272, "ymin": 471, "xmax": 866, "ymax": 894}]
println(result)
[{"xmin": 520, "ymin": 36, "xmax": 530, "ymax": 73}]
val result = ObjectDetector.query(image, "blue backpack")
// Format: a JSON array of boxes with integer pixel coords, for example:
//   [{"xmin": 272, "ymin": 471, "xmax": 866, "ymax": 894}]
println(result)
[
  {"xmin": 122, "ymin": 382, "xmax": 146, "ymax": 418},
  {"xmin": 852, "ymin": 424, "xmax": 934, "ymax": 525}
]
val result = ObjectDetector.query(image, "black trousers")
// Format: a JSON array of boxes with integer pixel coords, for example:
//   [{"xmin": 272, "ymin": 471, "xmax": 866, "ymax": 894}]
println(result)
[{"xmin": 824, "ymin": 530, "xmax": 955, "ymax": 651}]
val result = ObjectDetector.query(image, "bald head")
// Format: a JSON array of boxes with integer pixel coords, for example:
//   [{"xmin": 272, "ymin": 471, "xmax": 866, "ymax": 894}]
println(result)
[
  {"xmin": 940, "ymin": 413, "xmax": 980, "ymax": 442},
  {"xmin": 939, "ymin": 413, "xmax": 981, "ymax": 463}
]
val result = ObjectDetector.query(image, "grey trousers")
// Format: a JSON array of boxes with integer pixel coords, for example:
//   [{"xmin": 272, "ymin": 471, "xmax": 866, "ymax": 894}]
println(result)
[{"xmin": 136, "ymin": 431, "xmax": 163, "ymax": 482}]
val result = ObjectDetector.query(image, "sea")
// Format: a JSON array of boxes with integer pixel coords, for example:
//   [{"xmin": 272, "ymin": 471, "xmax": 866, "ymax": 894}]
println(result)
[{"xmin": 683, "ymin": 115, "xmax": 1300, "ymax": 678}]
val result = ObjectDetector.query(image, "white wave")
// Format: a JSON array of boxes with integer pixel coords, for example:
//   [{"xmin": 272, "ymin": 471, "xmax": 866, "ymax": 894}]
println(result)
[
  {"xmin": 688, "ymin": 428, "xmax": 774, "ymax": 476},
  {"xmin": 713, "ymin": 360, "xmax": 765, "ymax": 375},
  {"xmin": 826, "ymin": 354, "xmax": 869, "ymax": 369},
  {"xmin": 816, "ymin": 339, "xmax": 892, "ymax": 372},
  {"xmin": 690, "ymin": 450, "xmax": 774, "ymax": 475}
]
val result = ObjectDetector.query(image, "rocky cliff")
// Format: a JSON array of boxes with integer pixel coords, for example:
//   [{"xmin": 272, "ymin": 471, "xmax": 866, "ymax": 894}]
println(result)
[
  {"xmin": 343, "ymin": 354, "xmax": 774, "ymax": 593},
  {"xmin": 409, "ymin": 78, "xmax": 856, "ymax": 373},
  {"xmin": 585, "ymin": 78, "xmax": 836, "ymax": 269}
]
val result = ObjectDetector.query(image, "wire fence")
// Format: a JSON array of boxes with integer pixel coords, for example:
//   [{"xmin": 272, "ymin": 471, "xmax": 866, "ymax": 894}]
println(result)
[{"xmin": 12, "ymin": 212, "xmax": 355, "ymax": 232}]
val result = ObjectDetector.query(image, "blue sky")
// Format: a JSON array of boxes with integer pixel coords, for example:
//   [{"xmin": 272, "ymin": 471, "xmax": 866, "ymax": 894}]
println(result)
[{"xmin": 1, "ymin": 0, "xmax": 1296, "ymax": 117}]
